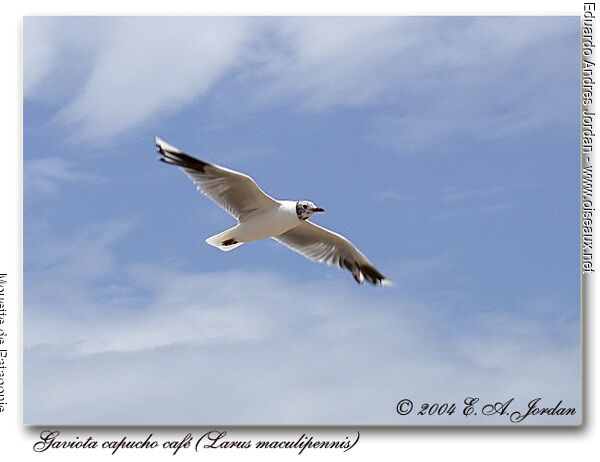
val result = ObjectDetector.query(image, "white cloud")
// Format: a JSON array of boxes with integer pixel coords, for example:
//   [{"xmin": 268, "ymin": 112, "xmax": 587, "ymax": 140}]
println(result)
[{"xmin": 49, "ymin": 17, "xmax": 253, "ymax": 141}]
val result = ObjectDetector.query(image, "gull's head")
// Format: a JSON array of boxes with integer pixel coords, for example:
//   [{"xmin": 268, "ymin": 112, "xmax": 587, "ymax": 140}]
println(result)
[{"xmin": 296, "ymin": 200, "xmax": 325, "ymax": 220}]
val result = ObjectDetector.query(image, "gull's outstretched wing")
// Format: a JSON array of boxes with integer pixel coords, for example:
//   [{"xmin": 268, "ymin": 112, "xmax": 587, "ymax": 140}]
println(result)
[
  {"xmin": 155, "ymin": 137, "xmax": 279, "ymax": 220},
  {"xmin": 273, "ymin": 220, "xmax": 390, "ymax": 286}
]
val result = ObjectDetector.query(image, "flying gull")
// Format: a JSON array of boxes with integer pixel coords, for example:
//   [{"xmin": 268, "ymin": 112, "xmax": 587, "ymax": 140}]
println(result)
[{"xmin": 154, "ymin": 137, "xmax": 390, "ymax": 286}]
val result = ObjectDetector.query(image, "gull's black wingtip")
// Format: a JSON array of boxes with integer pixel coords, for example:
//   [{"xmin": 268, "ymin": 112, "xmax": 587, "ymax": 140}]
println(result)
[{"xmin": 358, "ymin": 263, "xmax": 393, "ymax": 287}]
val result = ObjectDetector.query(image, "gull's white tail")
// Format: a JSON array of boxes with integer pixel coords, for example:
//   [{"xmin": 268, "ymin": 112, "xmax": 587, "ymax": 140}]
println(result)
[{"xmin": 205, "ymin": 227, "xmax": 244, "ymax": 251}]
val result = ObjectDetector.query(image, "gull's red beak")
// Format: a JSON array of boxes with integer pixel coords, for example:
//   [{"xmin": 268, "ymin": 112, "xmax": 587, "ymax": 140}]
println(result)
[{"xmin": 313, "ymin": 207, "xmax": 325, "ymax": 212}]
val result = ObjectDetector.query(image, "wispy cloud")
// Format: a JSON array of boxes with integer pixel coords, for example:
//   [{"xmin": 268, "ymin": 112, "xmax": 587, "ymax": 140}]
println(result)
[
  {"xmin": 440, "ymin": 183, "xmax": 534, "ymax": 202},
  {"xmin": 366, "ymin": 101, "xmax": 565, "ymax": 156},
  {"xmin": 25, "ymin": 218, "xmax": 135, "ymax": 280},
  {"xmin": 244, "ymin": 17, "xmax": 417, "ymax": 111},
  {"xmin": 376, "ymin": 190, "xmax": 411, "ymax": 202},
  {"xmin": 24, "ymin": 156, "xmax": 105, "ymax": 196},
  {"xmin": 432, "ymin": 184, "xmax": 533, "ymax": 219},
  {"xmin": 23, "ymin": 18, "xmax": 58, "ymax": 99},
  {"xmin": 362, "ymin": 17, "xmax": 577, "ymax": 155},
  {"xmin": 478, "ymin": 202, "xmax": 513, "ymax": 215},
  {"xmin": 37, "ymin": 17, "xmax": 253, "ymax": 141}
]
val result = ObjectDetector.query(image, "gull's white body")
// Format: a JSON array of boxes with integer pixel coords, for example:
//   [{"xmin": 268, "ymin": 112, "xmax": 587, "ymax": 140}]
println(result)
[
  {"xmin": 154, "ymin": 137, "xmax": 390, "ymax": 285},
  {"xmin": 205, "ymin": 200, "xmax": 300, "ymax": 251}
]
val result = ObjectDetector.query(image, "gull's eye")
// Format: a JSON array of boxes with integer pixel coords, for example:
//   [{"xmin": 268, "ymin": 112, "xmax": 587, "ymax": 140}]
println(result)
[{"xmin": 303, "ymin": 204, "xmax": 307, "ymax": 209}]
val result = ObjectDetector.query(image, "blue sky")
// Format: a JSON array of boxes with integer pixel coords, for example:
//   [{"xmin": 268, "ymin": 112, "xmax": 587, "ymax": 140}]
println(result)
[{"xmin": 23, "ymin": 16, "xmax": 580, "ymax": 424}]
